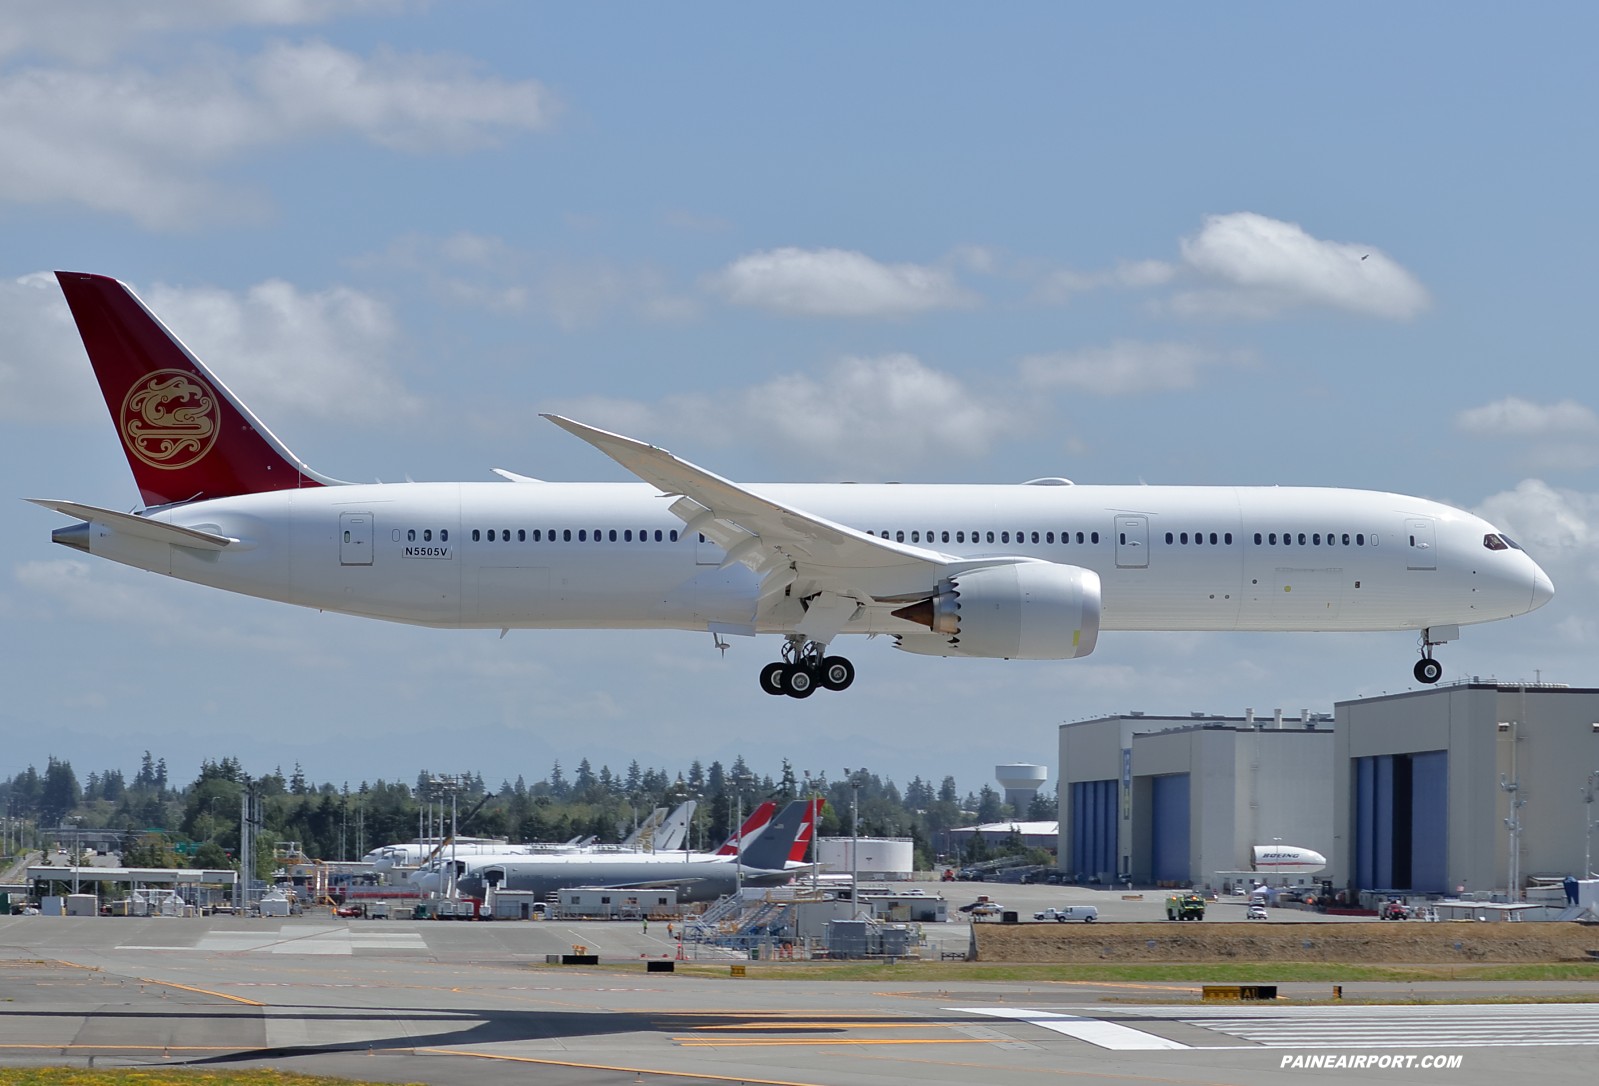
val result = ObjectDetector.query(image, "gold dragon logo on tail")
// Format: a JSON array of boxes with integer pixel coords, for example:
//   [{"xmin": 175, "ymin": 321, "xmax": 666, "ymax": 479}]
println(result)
[{"xmin": 119, "ymin": 369, "xmax": 220, "ymax": 470}]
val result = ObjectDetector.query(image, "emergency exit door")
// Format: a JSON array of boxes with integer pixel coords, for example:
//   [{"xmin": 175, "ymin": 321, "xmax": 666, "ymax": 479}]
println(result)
[
  {"xmin": 340, "ymin": 512, "xmax": 373, "ymax": 565},
  {"xmin": 1115, "ymin": 515, "xmax": 1149, "ymax": 568}
]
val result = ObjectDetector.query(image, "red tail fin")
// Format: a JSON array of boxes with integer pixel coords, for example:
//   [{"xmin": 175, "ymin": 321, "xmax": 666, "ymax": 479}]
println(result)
[
  {"xmin": 787, "ymin": 798, "xmax": 820, "ymax": 863},
  {"xmin": 715, "ymin": 800, "xmax": 776, "ymax": 855},
  {"xmin": 55, "ymin": 271, "xmax": 340, "ymax": 507}
]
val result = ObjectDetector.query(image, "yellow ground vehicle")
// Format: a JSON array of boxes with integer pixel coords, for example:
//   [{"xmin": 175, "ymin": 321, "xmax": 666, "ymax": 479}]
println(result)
[{"xmin": 1166, "ymin": 892, "xmax": 1206, "ymax": 920}]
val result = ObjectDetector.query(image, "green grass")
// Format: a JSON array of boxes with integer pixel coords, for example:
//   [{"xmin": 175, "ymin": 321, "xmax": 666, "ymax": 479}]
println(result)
[
  {"xmin": 0, "ymin": 1074, "xmax": 420, "ymax": 1086},
  {"xmin": 534, "ymin": 959, "xmax": 1599, "ymax": 984}
]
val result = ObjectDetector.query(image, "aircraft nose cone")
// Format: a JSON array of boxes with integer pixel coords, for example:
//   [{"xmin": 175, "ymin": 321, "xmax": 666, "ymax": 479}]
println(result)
[{"xmin": 1531, "ymin": 565, "xmax": 1555, "ymax": 611}]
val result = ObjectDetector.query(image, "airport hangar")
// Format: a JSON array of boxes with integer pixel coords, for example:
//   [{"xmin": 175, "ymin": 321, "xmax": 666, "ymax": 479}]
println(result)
[{"xmin": 1058, "ymin": 683, "xmax": 1599, "ymax": 896}]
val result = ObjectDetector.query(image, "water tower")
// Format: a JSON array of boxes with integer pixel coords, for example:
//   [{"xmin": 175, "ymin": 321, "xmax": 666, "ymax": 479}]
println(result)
[{"xmin": 995, "ymin": 763, "xmax": 1048, "ymax": 815}]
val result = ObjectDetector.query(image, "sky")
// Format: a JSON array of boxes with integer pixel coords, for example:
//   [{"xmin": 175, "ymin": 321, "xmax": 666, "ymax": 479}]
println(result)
[{"xmin": 2, "ymin": 2, "xmax": 1597, "ymax": 798}]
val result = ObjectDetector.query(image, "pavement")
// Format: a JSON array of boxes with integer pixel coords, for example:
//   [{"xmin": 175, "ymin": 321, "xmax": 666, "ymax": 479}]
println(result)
[{"xmin": 0, "ymin": 913, "xmax": 1595, "ymax": 1085}]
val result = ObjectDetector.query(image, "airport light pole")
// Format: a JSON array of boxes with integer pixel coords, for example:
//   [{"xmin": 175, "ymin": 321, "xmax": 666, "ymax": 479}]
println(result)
[
  {"xmin": 803, "ymin": 772, "xmax": 820, "ymax": 898},
  {"xmin": 732, "ymin": 770, "xmax": 753, "ymax": 896},
  {"xmin": 1583, "ymin": 770, "xmax": 1598, "ymax": 880},
  {"xmin": 843, "ymin": 769, "xmax": 863, "ymax": 912}
]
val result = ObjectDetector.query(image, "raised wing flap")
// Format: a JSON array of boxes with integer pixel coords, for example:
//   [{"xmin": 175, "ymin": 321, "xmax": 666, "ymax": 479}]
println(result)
[
  {"xmin": 27, "ymin": 499, "xmax": 236, "ymax": 551},
  {"xmin": 541, "ymin": 415, "xmax": 947, "ymax": 599}
]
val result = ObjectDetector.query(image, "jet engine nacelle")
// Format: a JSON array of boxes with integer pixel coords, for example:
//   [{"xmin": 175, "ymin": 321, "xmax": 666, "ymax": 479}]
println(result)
[{"xmin": 891, "ymin": 561, "xmax": 1101, "ymax": 659}]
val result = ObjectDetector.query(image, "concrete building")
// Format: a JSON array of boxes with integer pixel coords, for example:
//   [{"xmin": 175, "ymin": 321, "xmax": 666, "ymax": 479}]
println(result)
[
  {"xmin": 995, "ymin": 764, "xmax": 1048, "ymax": 812},
  {"xmin": 1332, "ymin": 683, "xmax": 1599, "ymax": 895},
  {"xmin": 1058, "ymin": 711, "xmax": 1334, "ymax": 888}
]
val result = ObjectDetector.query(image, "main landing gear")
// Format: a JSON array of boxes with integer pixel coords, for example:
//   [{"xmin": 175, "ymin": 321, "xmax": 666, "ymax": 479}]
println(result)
[{"xmin": 760, "ymin": 636, "xmax": 855, "ymax": 699}]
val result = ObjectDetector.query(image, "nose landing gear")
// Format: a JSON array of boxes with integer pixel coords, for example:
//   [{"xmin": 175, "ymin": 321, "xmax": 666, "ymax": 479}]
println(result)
[
  {"xmin": 758, "ymin": 636, "xmax": 855, "ymax": 698},
  {"xmin": 1413, "ymin": 625, "xmax": 1458, "ymax": 685}
]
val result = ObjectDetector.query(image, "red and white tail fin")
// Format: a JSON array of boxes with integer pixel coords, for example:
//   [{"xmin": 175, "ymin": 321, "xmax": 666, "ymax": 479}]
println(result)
[
  {"xmin": 54, "ymin": 271, "xmax": 343, "ymax": 507},
  {"xmin": 714, "ymin": 800, "xmax": 775, "ymax": 855},
  {"xmin": 787, "ymin": 798, "xmax": 821, "ymax": 864}
]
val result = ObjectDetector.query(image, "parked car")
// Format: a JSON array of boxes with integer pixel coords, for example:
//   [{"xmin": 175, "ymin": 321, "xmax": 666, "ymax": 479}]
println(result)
[
  {"xmin": 1034, "ymin": 906, "xmax": 1099, "ymax": 923},
  {"xmin": 1246, "ymin": 904, "xmax": 1269, "ymax": 920}
]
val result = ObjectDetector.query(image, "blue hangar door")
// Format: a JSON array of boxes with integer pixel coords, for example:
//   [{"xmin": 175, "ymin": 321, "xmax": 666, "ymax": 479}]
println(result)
[
  {"xmin": 1354, "ymin": 751, "xmax": 1447, "ymax": 892},
  {"xmin": 1151, "ymin": 773, "xmax": 1191, "ymax": 884},
  {"xmin": 1071, "ymin": 780, "xmax": 1118, "ymax": 882}
]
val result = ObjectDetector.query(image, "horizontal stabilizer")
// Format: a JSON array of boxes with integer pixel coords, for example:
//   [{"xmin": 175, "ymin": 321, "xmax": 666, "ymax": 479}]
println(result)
[{"xmin": 27, "ymin": 499, "xmax": 236, "ymax": 551}]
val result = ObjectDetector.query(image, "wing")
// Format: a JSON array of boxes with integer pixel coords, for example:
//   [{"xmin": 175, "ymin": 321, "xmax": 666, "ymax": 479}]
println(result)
[{"xmin": 541, "ymin": 415, "xmax": 950, "ymax": 606}]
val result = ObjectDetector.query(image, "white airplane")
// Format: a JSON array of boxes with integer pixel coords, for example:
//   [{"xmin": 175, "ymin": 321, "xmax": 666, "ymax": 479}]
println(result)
[
  {"xmin": 422, "ymin": 800, "xmax": 820, "ymax": 901},
  {"xmin": 35, "ymin": 272, "xmax": 1553, "ymax": 695}
]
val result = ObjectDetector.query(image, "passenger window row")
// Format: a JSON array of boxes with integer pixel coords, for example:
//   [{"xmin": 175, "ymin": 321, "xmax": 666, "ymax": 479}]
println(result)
[
  {"xmin": 875, "ymin": 530, "xmax": 1100, "ymax": 545},
  {"xmin": 465, "ymin": 528, "xmax": 681, "ymax": 543},
  {"xmin": 405, "ymin": 529, "xmax": 449, "ymax": 543},
  {"xmin": 1165, "ymin": 532, "xmax": 1235, "ymax": 545},
  {"xmin": 1253, "ymin": 532, "xmax": 1374, "ymax": 547}
]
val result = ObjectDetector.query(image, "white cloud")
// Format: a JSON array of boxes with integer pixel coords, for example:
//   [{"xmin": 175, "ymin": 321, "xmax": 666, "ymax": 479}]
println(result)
[
  {"xmin": 0, "ymin": 40, "xmax": 558, "ymax": 228},
  {"xmin": 366, "ymin": 232, "xmax": 698, "ymax": 328},
  {"xmin": 0, "ymin": 1, "xmax": 402, "ymax": 63},
  {"xmin": 1018, "ymin": 340, "xmax": 1237, "ymax": 396},
  {"xmin": 145, "ymin": 278, "xmax": 419, "ymax": 423},
  {"xmin": 1033, "ymin": 260, "xmax": 1177, "ymax": 304},
  {"xmin": 1455, "ymin": 397, "xmax": 1599, "ymax": 437},
  {"xmin": 708, "ymin": 247, "xmax": 977, "ymax": 318},
  {"xmin": 547, "ymin": 353, "xmax": 1029, "ymax": 475},
  {"xmin": 1474, "ymin": 480, "xmax": 1599, "ymax": 586},
  {"xmin": 1172, "ymin": 212, "xmax": 1429, "ymax": 320},
  {"xmin": 13, "ymin": 558, "xmax": 185, "ymax": 625},
  {"xmin": 0, "ymin": 272, "xmax": 101, "ymax": 422}
]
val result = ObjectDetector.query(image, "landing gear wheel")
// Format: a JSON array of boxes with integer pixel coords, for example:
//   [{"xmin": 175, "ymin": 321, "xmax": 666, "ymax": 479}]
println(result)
[
  {"xmin": 1414, "ymin": 658, "xmax": 1443, "ymax": 685},
  {"xmin": 759, "ymin": 662, "xmax": 788, "ymax": 696},
  {"xmin": 818, "ymin": 656, "xmax": 855, "ymax": 691},
  {"xmin": 784, "ymin": 665, "xmax": 818, "ymax": 699}
]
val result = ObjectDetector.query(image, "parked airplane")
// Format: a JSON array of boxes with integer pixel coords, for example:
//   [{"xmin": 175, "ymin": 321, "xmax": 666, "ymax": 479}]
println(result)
[
  {"xmin": 400, "ymin": 798, "xmax": 785, "ymax": 888},
  {"xmin": 450, "ymin": 799, "xmax": 818, "ymax": 903},
  {"xmin": 35, "ymin": 273, "xmax": 1554, "ymax": 696}
]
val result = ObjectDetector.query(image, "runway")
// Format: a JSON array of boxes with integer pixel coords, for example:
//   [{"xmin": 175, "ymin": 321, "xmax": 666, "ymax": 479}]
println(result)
[{"xmin": 0, "ymin": 916, "xmax": 1595, "ymax": 1085}]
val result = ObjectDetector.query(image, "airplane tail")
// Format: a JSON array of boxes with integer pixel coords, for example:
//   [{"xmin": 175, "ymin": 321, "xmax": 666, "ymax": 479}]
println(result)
[
  {"xmin": 53, "ymin": 271, "xmax": 343, "ymax": 508},
  {"xmin": 739, "ymin": 800, "xmax": 811, "ymax": 871},
  {"xmin": 714, "ymin": 801, "xmax": 775, "ymax": 855},
  {"xmin": 655, "ymin": 800, "xmax": 697, "ymax": 852},
  {"xmin": 786, "ymin": 798, "xmax": 821, "ymax": 863}
]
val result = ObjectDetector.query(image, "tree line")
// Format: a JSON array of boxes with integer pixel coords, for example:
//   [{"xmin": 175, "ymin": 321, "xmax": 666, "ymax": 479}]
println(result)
[{"xmin": 1, "ymin": 752, "xmax": 1057, "ymax": 872}]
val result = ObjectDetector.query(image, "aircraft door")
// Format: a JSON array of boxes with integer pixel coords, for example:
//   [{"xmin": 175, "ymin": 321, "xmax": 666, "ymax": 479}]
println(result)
[
  {"xmin": 1115, "ymin": 515, "xmax": 1149, "ymax": 569},
  {"xmin": 1404, "ymin": 518, "xmax": 1436, "ymax": 570},
  {"xmin": 339, "ymin": 512, "xmax": 373, "ymax": 565}
]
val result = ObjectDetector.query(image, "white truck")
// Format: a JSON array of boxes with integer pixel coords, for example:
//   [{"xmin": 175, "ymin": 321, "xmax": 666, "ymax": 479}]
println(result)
[{"xmin": 1033, "ymin": 905, "xmax": 1098, "ymax": 922}]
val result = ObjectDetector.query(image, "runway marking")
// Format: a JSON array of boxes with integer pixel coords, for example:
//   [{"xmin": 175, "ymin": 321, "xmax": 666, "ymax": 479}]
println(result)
[
  {"xmin": 682, "ymin": 1022, "xmax": 960, "ymax": 1029},
  {"xmin": 951, "ymin": 1008, "xmax": 1190, "ymax": 1051},
  {"xmin": 1180, "ymin": 1005, "xmax": 1599, "ymax": 1048},
  {"xmin": 672, "ymin": 1038, "xmax": 1008, "ymax": 1047},
  {"xmin": 415, "ymin": 1046, "xmax": 828, "ymax": 1086},
  {"xmin": 135, "ymin": 977, "xmax": 265, "ymax": 1006}
]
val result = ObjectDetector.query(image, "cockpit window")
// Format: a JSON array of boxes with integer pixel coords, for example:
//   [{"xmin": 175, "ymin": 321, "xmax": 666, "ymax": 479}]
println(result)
[
  {"xmin": 1483, "ymin": 534, "xmax": 1509, "ymax": 551},
  {"xmin": 1501, "ymin": 535, "xmax": 1523, "ymax": 550}
]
